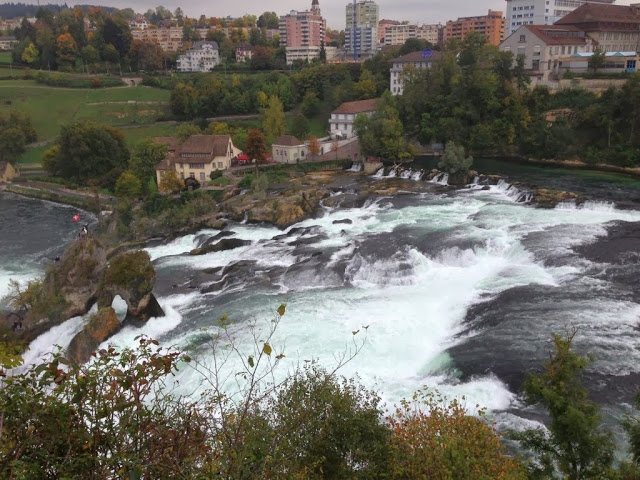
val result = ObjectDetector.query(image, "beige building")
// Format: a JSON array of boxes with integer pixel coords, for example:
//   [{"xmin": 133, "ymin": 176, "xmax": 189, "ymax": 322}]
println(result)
[
  {"xmin": 131, "ymin": 27, "xmax": 183, "ymax": 52},
  {"xmin": 390, "ymin": 49, "xmax": 442, "ymax": 95},
  {"xmin": 155, "ymin": 135, "xmax": 240, "ymax": 185},
  {"xmin": 383, "ymin": 24, "xmax": 442, "ymax": 47},
  {"xmin": 329, "ymin": 98, "xmax": 378, "ymax": 139},
  {"xmin": 272, "ymin": 135, "xmax": 307, "ymax": 164},
  {"xmin": 0, "ymin": 161, "xmax": 18, "ymax": 182}
]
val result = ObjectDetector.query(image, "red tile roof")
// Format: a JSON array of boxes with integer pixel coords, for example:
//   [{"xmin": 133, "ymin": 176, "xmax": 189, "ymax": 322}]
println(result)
[
  {"xmin": 153, "ymin": 136, "xmax": 179, "ymax": 152},
  {"xmin": 332, "ymin": 98, "xmax": 379, "ymax": 115},
  {"xmin": 391, "ymin": 50, "xmax": 442, "ymax": 63}
]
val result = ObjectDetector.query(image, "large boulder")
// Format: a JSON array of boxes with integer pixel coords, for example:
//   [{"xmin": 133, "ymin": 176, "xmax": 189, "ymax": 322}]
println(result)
[
  {"xmin": 533, "ymin": 189, "xmax": 580, "ymax": 208},
  {"xmin": 223, "ymin": 187, "xmax": 331, "ymax": 228},
  {"xmin": 189, "ymin": 238, "xmax": 251, "ymax": 255},
  {"xmin": 41, "ymin": 236, "xmax": 107, "ymax": 320},
  {"xmin": 66, "ymin": 307, "xmax": 122, "ymax": 364},
  {"xmin": 96, "ymin": 250, "xmax": 165, "ymax": 320}
]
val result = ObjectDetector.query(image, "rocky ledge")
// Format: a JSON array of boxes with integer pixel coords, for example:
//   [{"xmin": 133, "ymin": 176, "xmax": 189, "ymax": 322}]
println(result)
[{"xmin": 16, "ymin": 236, "xmax": 164, "ymax": 363}]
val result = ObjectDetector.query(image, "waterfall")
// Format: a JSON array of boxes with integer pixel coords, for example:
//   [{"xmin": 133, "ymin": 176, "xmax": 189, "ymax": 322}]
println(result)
[
  {"xmin": 411, "ymin": 170, "xmax": 424, "ymax": 181},
  {"xmin": 495, "ymin": 179, "xmax": 532, "ymax": 203},
  {"xmin": 387, "ymin": 169, "xmax": 397, "ymax": 178},
  {"xmin": 347, "ymin": 162, "xmax": 363, "ymax": 172},
  {"xmin": 430, "ymin": 173, "xmax": 449, "ymax": 185},
  {"xmin": 373, "ymin": 168, "xmax": 384, "ymax": 178}
]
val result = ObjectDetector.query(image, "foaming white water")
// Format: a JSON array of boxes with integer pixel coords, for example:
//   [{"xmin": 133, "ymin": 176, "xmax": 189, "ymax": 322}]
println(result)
[
  {"xmin": 430, "ymin": 173, "xmax": 449, "ymax": 185},
  {"xmin": 346, "ymin": 162, "xmax": 363, "ymax": 172},
  {"xmin": 373, "ymin": 168, "xmax": 384, "ymax": 178},
  {"xmin": 491, "ymin": 179, "xmax": 532, "ymax": 203},
  {"xmin": 556, "ymin": 200, "xmax": 617, "ymax": 212},
  {"xmin": 18, "ymin": 304, "xmax": 98, "ymax": 371},
  {"xmin": 0, "ymin": 267, "xmax": 37, "ymax": 305}
]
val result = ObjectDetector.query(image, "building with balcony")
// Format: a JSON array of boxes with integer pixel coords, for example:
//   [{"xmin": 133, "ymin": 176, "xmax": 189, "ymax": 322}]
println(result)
[
  {"xmin": 279, "ymin": 0, "xmax": 326, "ymax": 48},
  {"xmin": 345, "ymin": 0, "xmax": 380, "ymax": 59},
  {"xmin": 443, "ymin": 9, "xmax": 506, "ymax": 47},
  {"xmin": 383, "ymin": 23, "xmax": 443, "ymax": 46},
  {"xmin": 378, "ymin": 19, "xmax": 401, "ymax": 42},
  {"xmin": 505, "ymin": 0, "xmax": 615, "ymax": 35},
  {"xmin": 131, "ymin": 27, "xmax": 183, "ymax": 52}
]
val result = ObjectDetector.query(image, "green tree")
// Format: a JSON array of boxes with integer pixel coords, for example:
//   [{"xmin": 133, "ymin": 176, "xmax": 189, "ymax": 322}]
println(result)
[
  {"xmin": 588, "ymin": 49, "xmax": 606, "ymax": 73},
  {"xmin": 257, "ymin": 11, "xmax": 279, "ymax": 29},
  {"xmin": 261, "ymin": 95, "xmax": 286, "ymax": 141},
  {"xmin": 158, "ymin": 170, "xmax": 182, "ymax": 194},
  {"xmin": 290, "ymin": 113, "xmax": 310, "ymax": 140},
  {"xmin": 46, "ymin": 122, "xmax": 129, "ymax": 188},
  {"xmin": 176, "ymin": 124, "xmax": 201, "ymax": 143},
  {"xmin": 398, "ymin": 37, "xmax": 430, "ymax": 56},
  {"xmin": 115, "ymin": 171, "xmax": 142, "ymax": 201},
  {"xmin": 354, "ymin": 93, "xmax": 413, "ymax": 162},
  {"xmin": 438, "ymin": 141, "xmax": 473, "ymax": 184},
  {"xmin": 301, "ymin": 90, "xmax": 321, "ymax": 117},
  {"xmin": 354, "ymin": 69, "xmax": 378, "ymax": 100},
  {"xmin": 518, "ymin": 329, "xmax": 615, "ymax": 480},
  {"xmin": 129, "ymin": 139, "xmax": 168, "ymax": 194},
  {"xmin": 21, "ymin": 42, "xmax": 38, "ymax": 65},
  {"xmin": 0, "ymin": 127, "xmax": 26, "ymax": 163}
]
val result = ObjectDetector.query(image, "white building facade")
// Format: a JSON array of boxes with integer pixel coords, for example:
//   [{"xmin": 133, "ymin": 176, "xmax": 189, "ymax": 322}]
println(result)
[
  {"xmin": 505, "ymin": 0, "xmax": 615, "ymax": 35},
  {"xmin": 329, "ymin": 98, "xmax": 378, "ymax": 139},
  {"xmin": 176, "ymin": 42, "xmax": 220, "ymax": 72},
  {"xmin": 389, "ymin": 49, "xmax": 441, "ymax": 95}
]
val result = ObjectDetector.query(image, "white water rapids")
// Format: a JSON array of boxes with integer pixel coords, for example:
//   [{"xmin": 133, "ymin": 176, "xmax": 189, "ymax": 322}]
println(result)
[{"xmin": 5, "ymin": 184, "xmax": 640, "ymax": 431}]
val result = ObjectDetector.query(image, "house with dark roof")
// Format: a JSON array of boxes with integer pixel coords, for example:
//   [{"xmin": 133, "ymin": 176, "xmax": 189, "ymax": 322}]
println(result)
[
  {"xmin": 554, "ymin": 3, "xmax": 640, "ymax": 53},
  {"xmin": 329, "ymin": 98, "xmax": 379, "ymax": 140},
  {"xmin": 500, "ymin": 3, "xmax": 640, "ymax": 82},
  {"xmin": 154, "ymin": 135, "xmax": 240, "ymax": 186},
  {"xmin": 235, "ymin": 43, "xmax": 254, "ymax": 62},
  {"xmin": 272, "ymin": 135, "xmax": 306, "ymax": 164},
  {"xmin": 0, "ymin": 161, "xmax": 18, "ymax": 183},
  {"xmin": 389, "ymin": 49, "xmax": 442, "ymax": 95}
]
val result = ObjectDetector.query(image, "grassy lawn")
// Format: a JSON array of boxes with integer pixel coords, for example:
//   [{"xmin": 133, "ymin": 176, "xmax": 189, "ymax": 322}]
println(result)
[
  {"xmin": 121, "ymin": 124, "xmax": 178, "ymax": 147},
  {"xmin": 18, "ymin": 145, "xmax": 48, "ymax": 164},
  {"xmin": 0, "ymin": 52, "xmax": 12, "ymax": 65},
  {"xmin": 0, "ymin": 80, "xmax": 171, "ymax": 142}
]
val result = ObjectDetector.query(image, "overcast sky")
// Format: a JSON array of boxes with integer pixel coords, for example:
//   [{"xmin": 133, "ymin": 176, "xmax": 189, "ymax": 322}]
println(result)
[{"xmin": 58, "ymin": 0, "xmax": 637, "ymax": 31}]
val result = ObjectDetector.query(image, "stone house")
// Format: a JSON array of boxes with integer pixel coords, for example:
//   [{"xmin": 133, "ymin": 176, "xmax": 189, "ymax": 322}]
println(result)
[
  {"xmin": 155, "ymin": 135, "xmax": 240, "ymax": 185},
  {"xmin": 0, "ymin": 161, "xmax": 18, "ymax": 182},
  {"xmin": 329, "ymin": 98, "xmax": 379, "ymax": 140},
  {"xmin": 236, "ymin": 43, "xmax": 254, "ymax": 62},
  {"xmin": 272, "ymin": 135, "xmax": 307, "ymax": 164}
]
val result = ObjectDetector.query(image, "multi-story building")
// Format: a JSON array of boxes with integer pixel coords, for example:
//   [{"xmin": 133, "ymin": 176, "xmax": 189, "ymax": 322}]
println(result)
[
  {"xmin": 279, "ymin": 0, "xmax": 326, "ymax": 48},
  {"xmin": 505, "ymin": 0, "xmax": 615, "ymax": 35},
  {"xmin": 378, "ymin": 19, "xmax": 401, "ymax": 42},
  {"xmin": 131, "ymin": 27, "xmax": 183, "ymax": 52},
  {"xmin": 554, "ymin": 2, "xmax": 640, "ymax": 52},
  {"xmin": 383, "ymin": 23, "xmax": 442, "ymax": 46},
  {"xmin": 345, "ymin": 0, "xmax": 380, "ymax": 59},
  {"xmin": 235, "ymin": 43, "xmax": 254, "ymax": 62},
  {"xmin": 176, "ymin": 42, "xmax": 220, "ymax": 72},
  {"xmin": 444, "ymin": 10, "xmax": 506, "ymax": 47},
  {"xmin": 279, "ymin": 0, "xmax": 327, "ymax": 63},
  {"xmin": 500, "ymin": 2, "xmax": 640, "ymax": 82},
  {"xmin": 329, "ymin": 98, "xmax": 379, "ymax": 139},
  {"xmin": 389, "ymin": 49, "xmax": 442, "ymax": 95},
  {"xmin": 0, "ymin": 36, "xmax": 18, "ymax": 50}
]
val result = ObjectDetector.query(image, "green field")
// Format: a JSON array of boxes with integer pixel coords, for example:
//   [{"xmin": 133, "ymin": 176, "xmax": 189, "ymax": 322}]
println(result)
[
  {"xmin": 0, "ymin": 81, "xmax": 171, "ymax": 142},
  {"xmin": 0, "ymin": 51, "xmax": 12, "ymax": 64}
]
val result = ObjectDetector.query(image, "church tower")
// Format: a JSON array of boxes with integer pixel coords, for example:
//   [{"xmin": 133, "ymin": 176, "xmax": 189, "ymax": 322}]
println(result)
[{"xmin": 311, "ymin": 0, "xmax": 321, "ymax": 16}]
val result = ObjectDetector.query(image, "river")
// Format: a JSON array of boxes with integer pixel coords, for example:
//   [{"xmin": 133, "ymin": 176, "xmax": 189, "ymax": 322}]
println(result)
[{"xmin": 2, "ymin": 159, "xmax": 640, "ymax": 440}]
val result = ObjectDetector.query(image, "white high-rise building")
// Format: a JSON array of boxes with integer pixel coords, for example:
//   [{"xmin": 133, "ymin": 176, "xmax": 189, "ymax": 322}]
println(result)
[
  {"xmin": 505, "ymin": 0, "xmax": 615, "ymax": 35},
  {"xmin": 345, "ymin": 0, "xmax": 380, "ymax": 59}
]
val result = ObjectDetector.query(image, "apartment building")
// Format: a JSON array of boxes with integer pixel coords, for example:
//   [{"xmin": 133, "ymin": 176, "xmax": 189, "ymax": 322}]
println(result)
[
  {"xmin": 345, "ymin": 0, "xmax": 380, "ymax": 59},
  {"xmin": 383, "ymin": 23, "xmax": 442, "ymax": 46},
  {"xmin": 280, "ymin": 0, "xmax": 326, "ymax": 63},
  {"xmin": 505, "ymin": 0, "xmax": 615, "ymax": 35},
  {"xmin": 444, "ymin": 10, "xmax": 506, "ymax": 47},
  {"xmin": 176, "ymin": 42, "xmax": 220, "ymax": 72}
]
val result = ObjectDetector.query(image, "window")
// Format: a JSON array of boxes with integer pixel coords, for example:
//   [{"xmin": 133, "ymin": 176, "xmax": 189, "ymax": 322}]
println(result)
[
  {"xmin": 190, "ymin": 173, "xmax": 195, "ymax": 179},
  {"xmin": 519, "ymin": 34, "xmax": 526, "ymax": 42},
  {"xmin": 200, "ymin": 172, "xmax": 205, "ymax": 182},
  {"xmin": 217, "ymin": 162, "xmax": 223, "ymax": 169}
]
